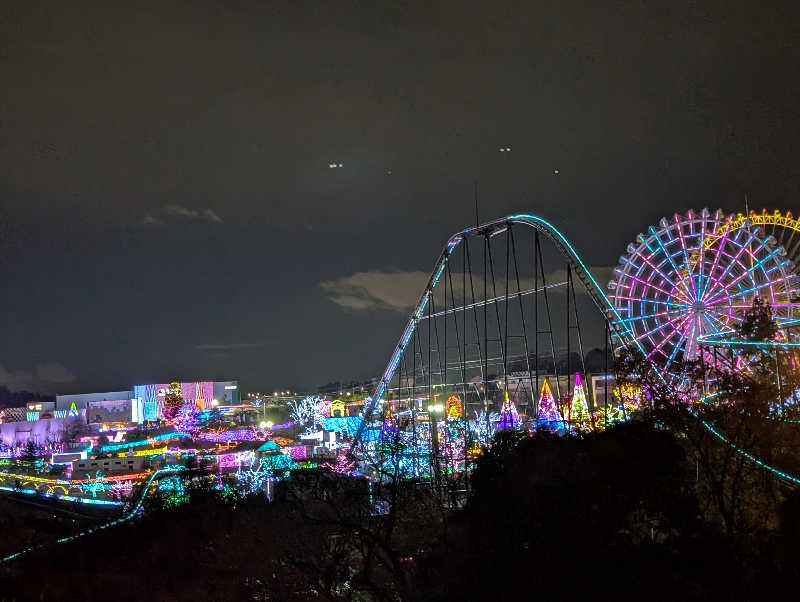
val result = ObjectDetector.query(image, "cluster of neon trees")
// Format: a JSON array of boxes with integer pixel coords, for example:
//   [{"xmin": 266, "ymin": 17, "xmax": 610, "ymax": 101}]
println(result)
[{"xmin": 373, "ymin": 372, "xmax": 613, "ymax": 478}]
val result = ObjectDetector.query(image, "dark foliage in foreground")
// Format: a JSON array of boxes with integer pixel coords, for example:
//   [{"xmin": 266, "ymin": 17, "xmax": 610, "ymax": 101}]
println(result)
[{"xmin": 1, "ymin": 423, "xmax": 800, "ymax": 600}]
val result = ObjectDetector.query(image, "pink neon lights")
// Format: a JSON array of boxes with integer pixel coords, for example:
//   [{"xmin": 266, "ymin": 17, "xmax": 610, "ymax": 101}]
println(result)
[{"xmin": 608, "ymin": 209, "xmax": 799, "ymax": 378}]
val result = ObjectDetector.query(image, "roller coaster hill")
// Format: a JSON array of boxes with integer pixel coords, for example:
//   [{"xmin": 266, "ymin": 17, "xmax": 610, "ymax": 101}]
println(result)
[
  {"xmin": 348, "ymin": 207, "xmax": 800, "ymax": 487},
  {"xmin": 1, "ymin": 206, "xmax": 799, "ymax": 569}
]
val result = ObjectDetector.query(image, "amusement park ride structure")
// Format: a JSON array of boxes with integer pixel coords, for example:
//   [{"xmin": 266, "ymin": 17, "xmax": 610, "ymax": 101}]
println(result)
[{"xmin": 353, "ymin": 208, "xmax": 800, "ymax": 484}]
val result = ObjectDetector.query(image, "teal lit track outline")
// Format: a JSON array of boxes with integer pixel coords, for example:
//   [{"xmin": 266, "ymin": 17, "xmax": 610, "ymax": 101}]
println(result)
[{"xmin": 0, "ymin": 467, "xmax": 185, "ymax": 564}]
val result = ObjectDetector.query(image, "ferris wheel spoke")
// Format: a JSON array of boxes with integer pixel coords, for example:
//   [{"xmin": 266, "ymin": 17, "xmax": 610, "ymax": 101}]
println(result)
[
  {"xmin": 706, "ymin": 247, "xmax": 772, "ymax": 301},
  {"xmin": 611, "ymin": 294, "xmax": 689, "ymax": 308},
  {"xmin": 614, "ymin": 272, "xmax": 692, "ymax": 306},
  {"xmin": 646, "ymin": 312, "xmax": 693, "ymax": 363},
  {"xmin": 700, "ymin": 230, "xmax": 761, "ymax": 303},
  {"xmin": 648, "ymin": 226, "xmax": 694, "ymax": 301},
  {"xmin": 618, "ymin": 308, "xmax": 686, "ymax": 324},
  {"xmin": 634, "ymin": 238, "xmax": 694, "ymax": 303},
  {"xmin": 634, "ymin": 309, "xmax": 691, "ymax": 348},
  {"xmin": 701, "ymin": 223, "xmax": 734, "ymax": 300},
  {"xmin": 704, "ymin": 245, "xmax": 784, "ymax": 306},
  {"xmin": 622, "ymin": 252, "xmax": 693, "ymax": 305},
  {"xmin": 705, "ymin": 279, "xmax": 788, "ymax": 306},
  {"xmin": 673, "ymin": 213, "xmax": 700, "ymax": 299},
  {"xmin": 697, "ymin": 211, "xmax": 710, "ymax": 298},
  {"xmin": 702, "ymin": 311, "xmax": 741, "ymax": 334}
]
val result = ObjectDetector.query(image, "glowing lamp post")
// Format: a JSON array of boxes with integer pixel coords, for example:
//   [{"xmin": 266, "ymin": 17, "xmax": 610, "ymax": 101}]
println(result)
[{"xmin": 427, "ymin": 403, "xmax": 444, "ymax": 486}]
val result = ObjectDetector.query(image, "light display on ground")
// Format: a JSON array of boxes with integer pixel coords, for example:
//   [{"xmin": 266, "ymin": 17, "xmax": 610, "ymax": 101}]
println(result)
[
  {"xmin": 537, "ymin": 380, "xmax": 562, "ymax": 427},
  {"xmin": 289, "ymin": 395, "xmax": 329, "ymax": 434},
  {"xmin": 497, "ymin": 393, "xmax": 521, "ymax": 430},
  {"xmin": 471, "ymin": 410, "xmax": 499, "ymax": 446},
  {"xmin": 569, "ymin": 373, "xmax": 591, "ymax": 429},
  {"xmin": 81, "ymin": 471, "xmax": 108, "ymax": 498},
  {"xmin": 321, "ymin": 455, "xmax": 356, "ymax": 474},
  {"xmin": 445, "ymin": 395, "xmax": 463, "ymax": 419}
]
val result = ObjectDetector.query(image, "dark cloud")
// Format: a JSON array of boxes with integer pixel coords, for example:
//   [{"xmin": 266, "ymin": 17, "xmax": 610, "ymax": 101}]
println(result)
[
  {"xmin": 320, "ymin": 267, "xmax": 615, "ymax": 313},
  {"xmin": 155, "ymin": 205, "xmax": 224, "ymax": 223},
  {"xmin": 0, "ymin": 362, "xmax": 76, "ymax": 394}
]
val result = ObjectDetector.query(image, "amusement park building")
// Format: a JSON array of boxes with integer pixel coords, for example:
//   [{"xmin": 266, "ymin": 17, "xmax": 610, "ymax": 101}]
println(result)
[
  {"xmin": 54, "ymin": 380, "xmax": 240, "ymax": 423},
  {"xmin": 0, "ymin": 380, "xmax": 239, "ymax": 446}
]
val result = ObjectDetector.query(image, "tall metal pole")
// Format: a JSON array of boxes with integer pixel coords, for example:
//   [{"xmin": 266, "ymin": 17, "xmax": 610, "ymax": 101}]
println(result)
[
  {"xmin": 566, "ymin": 263, "xmax": 572, "ymax": 426},
  {"xmin": 604, "ymin": 321, "xmax": 609, "ymax": 429},
  {"xmin": 510, "ymin": 225, "xmax": 536, "ymax": 422},
  {"xmin": 534, "ymin": 231, "xmax": 539, "ymax": 418},
  {"xmin": 484, "ymin": 235, "xmax": 490, "ymax": 444}
]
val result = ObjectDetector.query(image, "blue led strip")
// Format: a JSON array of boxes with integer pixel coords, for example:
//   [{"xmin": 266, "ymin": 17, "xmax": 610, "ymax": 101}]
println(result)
[{"xmin": 0, "ymin": 467, "xmax": 185, "ymax": 564}]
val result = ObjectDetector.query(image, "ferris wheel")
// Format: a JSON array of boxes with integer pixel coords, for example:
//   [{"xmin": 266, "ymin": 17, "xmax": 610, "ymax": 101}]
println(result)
[
  {"xmin": 607, "ymin": 208, "xmax": 799, "ymax": 376},
  {"xmin": 713, "ymin": 209, "xmax": 800, "ymax": 271}
]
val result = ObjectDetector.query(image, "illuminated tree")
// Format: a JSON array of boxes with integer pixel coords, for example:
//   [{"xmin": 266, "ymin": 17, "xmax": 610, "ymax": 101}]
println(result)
[
  {"xmin": 536, "ymin": 379, "xmax": 562, "ymax": 427},
  {"xmin": 235, "ymin": 457, "xmax": 272, "ymax": 494},
  {"xmin": 471, "ymin": 410, "xmax": 500, "ymax": 446},
  {"xmin": 446, "ymin": 395, "xmax": 464, "ymax": 420},
  {"xmin": 569, "ymin": 373, "xmax": 591, "ymax": 429},
  {"xmin": 440, "ymin": 419, "xmax": 466, "ymax": 471},
  {"xmin": 162, "ymin": 381, "xmax": 184, "ymax": 421},
  {"xmin": 497, "ymin": 392, "xmax": 521, "ymax": 430},
  {"xmin": 289, "ymin": 395, "xmax": 327, "ymax": 434},
  {"xmin": 171, "ymin": 402, "xmax": 202, "ymax": 433},
  {"xmin": 380, "ymin": 407, "xmax": 399, "ymax": 439},
  {"xmin": 81, "ymin": 471, "xmax": 107, "ymax": 498},
  {"xmin": 321, "ymin": 455, "xmax": 356, "ymax": 475}
]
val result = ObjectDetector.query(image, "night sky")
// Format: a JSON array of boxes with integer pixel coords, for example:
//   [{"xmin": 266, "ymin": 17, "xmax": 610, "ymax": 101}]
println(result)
[{"xmin": 1, "ymin": 1, "xmax": 799, "ymax": 395}]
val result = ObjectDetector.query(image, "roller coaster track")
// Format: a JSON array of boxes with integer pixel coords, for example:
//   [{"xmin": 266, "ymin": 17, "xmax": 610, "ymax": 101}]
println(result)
[
  {"xmin": 0, "ymin": 467, "xmax": 185, "ymax": 564},
  {"xmin": 352, "ymin": 213, "xmax": 800, "ymax": 487},
  {"xmin": 352, "ymin": 214, "xmax": 644, "ymax": 445}
]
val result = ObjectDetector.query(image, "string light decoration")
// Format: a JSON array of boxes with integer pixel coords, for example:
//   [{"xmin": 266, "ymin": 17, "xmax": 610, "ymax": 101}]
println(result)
[
  {"xmin": 380, "ymin": 407, "xmax": 399, "ymax": 440},
  {"xmin": 81, "ymin": 471, "xmax": 108, "ymax": 498},
  {"xmin": 196, "ymin": 427, "xmax": 263, "ymax": 443},
  {"xmin": 497, "ymin": 392, "xmax": 521, "ymax": 430},
  {"xmin": 569, "ymin": 373, "xmax": 591, "ymax": 429},
  {"xmin": 289, "ymin": 395, "xmax": 329, "ymax": 434},
  {"xmin": 107, "ymin": 480, "xmax": 134, "ymax": 500},
  {"xmin": 235, "ymin": 454, "xmax": 297, "ymax": 493},
  {"xmin": 536, "ymin": 379, "xmax": 563, "ymax": 427},
  {"xmin": 439, "ymin": 419, "xmax": 466, "ymax": 471},
  {"xmin": 170, "ymin": 403, "xmax": 202, "ymax": 434},
  {"xmin": 471, "ymin": 410, "xmax": 500, "ymax": 446},
  {"xmin": 162, "ymin": 382, "xmax": 184, "ymax": 421},
  {"xmin": 321, "ymin": 455, "xmax": 356, "ymax": 475},
  {"xmin": 613, "ymin": 382, "xmax": 645, "ymax": 414},
  {"xmin": 157, "ymin": 475, "xmax": 188, "ymax": 507},
  {"xmin": 446, "ymin": 395, "xmax": 463, "ymax": 420}
]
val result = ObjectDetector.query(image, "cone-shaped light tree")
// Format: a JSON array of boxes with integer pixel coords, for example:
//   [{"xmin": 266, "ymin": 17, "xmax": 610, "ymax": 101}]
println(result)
[
  {"xmin": 497, "ymin": 392, "xmax": 521, "ymax": 430},
  {"xmin": 537, "ymin": 379, "xmax": 563, "ymax": 427}
]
